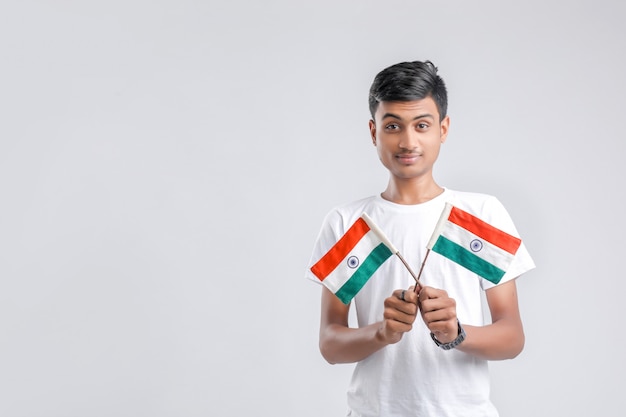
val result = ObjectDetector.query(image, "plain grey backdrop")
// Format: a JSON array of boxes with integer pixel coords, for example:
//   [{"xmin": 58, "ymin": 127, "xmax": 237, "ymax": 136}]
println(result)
[{"xmin": 1, "ymin": 1, "xmax": 624, "ymax": 416}]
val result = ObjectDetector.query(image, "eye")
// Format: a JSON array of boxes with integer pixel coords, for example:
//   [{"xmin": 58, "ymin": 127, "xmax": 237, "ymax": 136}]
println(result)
[
  {"xmin": 417, "ymin": 122, "xmax": 429, "ymax": 130},
  {"xmin": 385, "ymin": 123, "xmax": 400, "ymax": 131}
]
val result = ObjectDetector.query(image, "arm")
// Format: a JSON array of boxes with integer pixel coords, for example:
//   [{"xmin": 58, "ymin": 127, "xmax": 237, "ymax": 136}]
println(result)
[
  {"xmin": 418, "ymin": 280, "xmax": 524, "ymax": 360},
  {"xmin": 319, "ymin": 286, "xmax": 418, "ymax": 364},
  {"xmin": 457, "ymin": 279, "xmax": 525, "ymax": 360}
]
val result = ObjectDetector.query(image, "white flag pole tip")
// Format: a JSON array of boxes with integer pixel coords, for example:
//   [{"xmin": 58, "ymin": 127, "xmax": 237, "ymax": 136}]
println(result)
[
  {"xmin": 361, "ymin": 213, "xmax": 424, "ymax": 288},
  {"xmin": 361, "ymin": 213, "xmax": 398, "ymax": 254},
  {"xmin": 426, "ymin": 202, "xmax": 454, "ymax": 249}
]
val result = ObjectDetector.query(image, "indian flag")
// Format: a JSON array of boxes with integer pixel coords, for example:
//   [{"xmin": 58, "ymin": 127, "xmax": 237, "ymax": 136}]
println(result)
[
  {"xmin": 427, "ymin": 203, "xmax": 522, "ymax": 284},
  {"xmin": 310, "ymin": 213, "xmax": 397, "ymax": 304}
]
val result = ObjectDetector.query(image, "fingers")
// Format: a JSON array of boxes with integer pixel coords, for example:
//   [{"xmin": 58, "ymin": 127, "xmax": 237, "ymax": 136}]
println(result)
[
  {"xmin": 381, "ymin": 290, "xmax": 417, "ymax": 330},
  {"xmin": 379, "ymin": 286, "xmax": 432, "ymax": 343},
  {"xmin": 412, "ymin": 282, "xmax": 422, "ymax": 294},
  {"xmin": 420, "ymin": 290, "xmax": 456, "ymax": 321},
  {"xmin": 394, "ymin": 288, "xmax": 418, "ymax": 305},
  {"xmin": 418, "ymin": 286, "xmax": 459, "ymax": 342},
  {"xmin": 382, "ymin": 286, "xmax": 460, "ymax": 345},
  {"xmin": 383, "ymin": 290, "xmax": 418, "ymax": 327},
  {"xmin": 417, "ymin": 286, "xmax": 447, "ymax": 301}
]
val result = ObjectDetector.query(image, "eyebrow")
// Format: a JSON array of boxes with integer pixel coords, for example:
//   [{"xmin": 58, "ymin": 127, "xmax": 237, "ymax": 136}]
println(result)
[{"xmin": 381, "ymin": 113, "xmax": 435, "ymax": 121}]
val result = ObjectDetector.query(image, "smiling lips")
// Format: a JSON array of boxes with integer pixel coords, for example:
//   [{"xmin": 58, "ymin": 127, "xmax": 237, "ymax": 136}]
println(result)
[{"xmin": 396, "ymin": 153, "xmax": 421, "ymax": 164}]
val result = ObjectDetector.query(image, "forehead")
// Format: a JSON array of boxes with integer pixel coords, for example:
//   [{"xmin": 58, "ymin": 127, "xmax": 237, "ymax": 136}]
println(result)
[{"xmin": 374, "ymin": 97, "xmax": 440, "ymax": 121}]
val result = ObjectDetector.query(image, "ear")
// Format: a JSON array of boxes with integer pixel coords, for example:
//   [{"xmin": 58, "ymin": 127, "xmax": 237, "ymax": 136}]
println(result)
[
  {"xmin": 369, "ymin": 119, "xmax": 377, "ymax": 146},
  {"xmin": 439, "ymin": 115, "xmax": 450, "ymax": 144}
]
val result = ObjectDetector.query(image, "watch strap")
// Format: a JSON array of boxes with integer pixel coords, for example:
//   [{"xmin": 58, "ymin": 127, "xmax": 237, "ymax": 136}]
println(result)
[{"xmin": 431, "ymin": 319, "xmax": 466, "ymax": 350}]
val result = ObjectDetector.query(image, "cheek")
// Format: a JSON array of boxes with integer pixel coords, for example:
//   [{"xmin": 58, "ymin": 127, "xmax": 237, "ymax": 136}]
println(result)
[
  {"xmin": 429, "ymin": 143, "xmax": 442, "ymax": 159},
  {"xmin": 375, "ymin": 146, "xmax": 390, "ymax": 164}
]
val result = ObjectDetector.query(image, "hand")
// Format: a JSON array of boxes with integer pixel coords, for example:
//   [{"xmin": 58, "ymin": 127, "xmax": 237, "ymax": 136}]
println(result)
[
  {"xmin": 377, "ymin": 287, "xmax": 418, "ymax": 344},
  {"xmin": 417, "ymin": 286, "xmax": 458, "ymax": 344}
]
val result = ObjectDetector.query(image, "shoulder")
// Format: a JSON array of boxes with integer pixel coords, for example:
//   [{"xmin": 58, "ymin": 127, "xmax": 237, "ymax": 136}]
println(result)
[
  {"xmin": 446, "ymin": 189, "xmax": 499, "ymax": 208},
  {"xmin": 321, "ymin": 195, "xmax": 379, "ymax": 230},
  {"xmin": 309, "ymin": 196, "xmax": 379, "ymax": 259},
  {"xmin": 446, "ymin": 189, "xmax": 505, "ymax": 212}
]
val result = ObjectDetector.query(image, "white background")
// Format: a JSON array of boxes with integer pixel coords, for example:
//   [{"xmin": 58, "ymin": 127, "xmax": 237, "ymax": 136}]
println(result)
[{"xmin": 1, "ymin": 1, "xmax": 624, "ymax": 416}]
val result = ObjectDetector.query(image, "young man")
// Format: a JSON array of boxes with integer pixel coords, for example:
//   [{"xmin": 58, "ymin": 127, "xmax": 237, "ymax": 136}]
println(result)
[{"xmin": 305, "ymin": 61, "xmax": 535, "ymax": 416}]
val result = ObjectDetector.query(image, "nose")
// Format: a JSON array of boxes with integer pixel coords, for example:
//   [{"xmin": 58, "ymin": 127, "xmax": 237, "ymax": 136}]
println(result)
[{"xmin": 398, "ymin": 130, "xmax": 420, "ymax": 151}]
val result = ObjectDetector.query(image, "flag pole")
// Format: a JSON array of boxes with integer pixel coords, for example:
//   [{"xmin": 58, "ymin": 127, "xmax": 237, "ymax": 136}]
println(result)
[
  {"xmin": 361, "ymin": 213, "xmax": 430, "ymax": 291},
  {"xmin": 412, "ymin": 249, "xmax": 431, "ymax": 293},
  {"xmin": 394, "ymin": 252, "xmax": 423, "ymax": 289}
]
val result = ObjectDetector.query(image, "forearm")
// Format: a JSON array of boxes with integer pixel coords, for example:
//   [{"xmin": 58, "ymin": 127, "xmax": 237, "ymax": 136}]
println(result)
[
  {"xmin": 319, "ymin": 322, "xmax": 389, "ymax": 364},
  {"xmin": 456, "ymin": 318, "xmax": 524, "ymax": 360}
]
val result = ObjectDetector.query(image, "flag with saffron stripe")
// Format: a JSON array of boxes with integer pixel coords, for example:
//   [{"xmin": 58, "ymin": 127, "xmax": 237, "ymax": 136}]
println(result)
[
  {"xmin": 427, "ymin": 203, "xmax": 522, "ymax": 284},
  {"xmin": 310, "ymin": 213, "xmax": 395, "ymax": 304}
]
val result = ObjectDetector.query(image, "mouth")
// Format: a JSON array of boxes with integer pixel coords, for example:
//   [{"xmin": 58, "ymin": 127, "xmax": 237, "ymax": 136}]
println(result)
[{"xmin": 396, "ymin": 153, "xmax": 421, "ymax": 164}]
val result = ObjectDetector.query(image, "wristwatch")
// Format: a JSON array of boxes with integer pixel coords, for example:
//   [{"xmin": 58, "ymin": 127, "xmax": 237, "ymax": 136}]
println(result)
[{"xmin": 431, "ymin": 319, "xmax": 466, "ymax": 350}]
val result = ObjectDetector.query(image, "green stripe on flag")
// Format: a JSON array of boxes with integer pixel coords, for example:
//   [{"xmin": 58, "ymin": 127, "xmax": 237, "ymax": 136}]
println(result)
[
  {"xmin": 432, "ymin": 236, "xmax": 506, "ymax": 284},
  {"xmin": 335, "ymin": 243, "xmax": 393, "ymax": 304}
]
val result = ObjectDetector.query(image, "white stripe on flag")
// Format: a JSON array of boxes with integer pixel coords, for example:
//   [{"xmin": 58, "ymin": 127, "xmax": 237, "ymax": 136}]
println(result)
[
  {"xmin": 322, "ymin": 230, "xmax": 382, "ymax": 294},
  {"xmin": 441, "ymin": 221, "xmax": 515, "ymax": 270}
]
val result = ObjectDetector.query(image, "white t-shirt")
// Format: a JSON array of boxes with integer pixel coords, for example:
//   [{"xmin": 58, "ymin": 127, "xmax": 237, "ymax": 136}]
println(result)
[{"xmin": 305, "ymin": 188, "xmax": 535, "ymax": 417}]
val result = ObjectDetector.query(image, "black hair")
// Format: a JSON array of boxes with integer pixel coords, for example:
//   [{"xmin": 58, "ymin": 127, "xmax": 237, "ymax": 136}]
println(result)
[{"xmin": 368, "ymin": 60, "xmax": 448, "ymax": 121}]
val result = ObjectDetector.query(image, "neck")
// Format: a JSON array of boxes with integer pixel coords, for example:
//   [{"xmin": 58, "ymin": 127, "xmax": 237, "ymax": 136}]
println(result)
[{"xmin": 381, "ymin": 177, "xmax": 444, "ymax": 205}]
